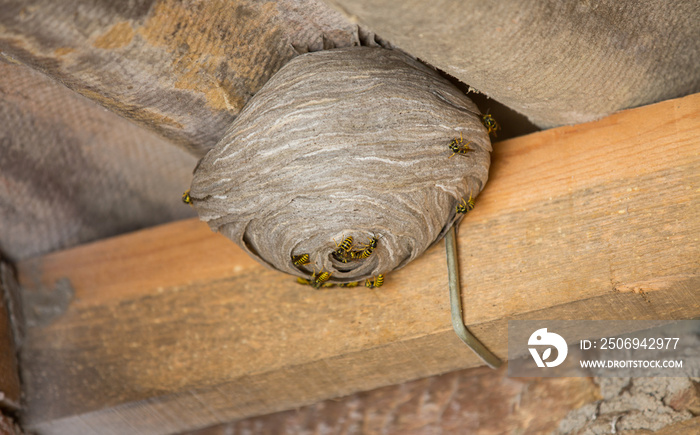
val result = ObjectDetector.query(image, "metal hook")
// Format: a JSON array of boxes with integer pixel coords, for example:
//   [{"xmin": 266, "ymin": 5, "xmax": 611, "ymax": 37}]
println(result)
[{"xmin": 445, "ymin": 225, "xmax": 502, "ymax": 369}]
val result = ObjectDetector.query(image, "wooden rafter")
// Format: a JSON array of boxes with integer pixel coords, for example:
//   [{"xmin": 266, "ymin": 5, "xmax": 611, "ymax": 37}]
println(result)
[{"xmin": 14, "ymin": 93, "xmax": 700, "ymax": 434}]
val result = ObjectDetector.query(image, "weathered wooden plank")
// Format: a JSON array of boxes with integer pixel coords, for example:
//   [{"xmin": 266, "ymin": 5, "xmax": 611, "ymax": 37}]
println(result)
[
  {"xmin": 0, "ymin": 0, "xmax": 365, "ymax": 156},
  {"xmin": 0, "ymin": 58, "xmax": 197, "ymax": 262},
  {"xmin": 16, "ymin": 93, "xmax": 700, "ymax": 434},
  {"xmin": 190, "ymin": 367, "xmax": 599, "ymax": 435},
  {"xmin": 324, "ymin": 0, "xmax": 700, "ymax": 128},
  {"xmin": 193, "ymin": 372, "xmax": 700, "ymax": 435},
  {"xmin": 0, "ymin": 263, "xmax": 21, "ymax": 412},
  {"xmin": 653, "ymin": 417, "xmax": 700, "ymax": 435}
]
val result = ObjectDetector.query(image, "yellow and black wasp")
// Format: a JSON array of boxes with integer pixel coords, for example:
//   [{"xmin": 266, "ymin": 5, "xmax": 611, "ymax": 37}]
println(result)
[
  {"xmin": 292, "ymin": 253, "xmax": 310, "ymax": 267},
  {"xmin": 333, "ymin": 235, "xmax": 356, "ymax": 263},
  {"xmin": 182, "ymin": 189, "xmax": 193, "ymax": 205},
  {"xmin": 336, "ymin": 251, "xmax": 359, "ymax": 263},
  {"xmin": 311, "ymin": 269, "xmax": 333, "ymax": 289},
  {"xmin": 355, "ymin": 235, "xmax": 381, "ymax": 260},
  {"xmin": 297, "ymin": 277, "xmax": 312, "ymax": 285},
  {"xmin": 482, "ymin": 113, "xmax": 500, "ymax": 137},
  {"xmin": 338, "ymin": 281, "xmax": 360, "ymax": 288},
  {"xmin": 365, "ymin": 274, "xmax": 384, "ymax": 288},
  {"xmin": 456, "ymin": 195, "xmax": 475, "ymax": 214},
  {"xmin": 448, "ymin": 132, "xmax": 472, "ymax": 158},
  {"xmin": 335, "ymin": 236, "xmax": 354, "ymax": 253},
  {"xmin": 297, "ymin": 271, "xmax": 335, "ymax": 289}
]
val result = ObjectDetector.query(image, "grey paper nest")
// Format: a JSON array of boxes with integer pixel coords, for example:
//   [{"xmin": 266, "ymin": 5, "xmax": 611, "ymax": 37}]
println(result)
[{"xmin": 189, "ymin": 47, "xmax": 491, "ymax": 284}]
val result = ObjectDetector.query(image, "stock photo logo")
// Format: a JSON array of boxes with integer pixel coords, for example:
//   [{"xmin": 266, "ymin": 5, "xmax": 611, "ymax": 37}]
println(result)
[{"xmin": 528, "ymin": 328, "xmax": 568, "ymax": 368}]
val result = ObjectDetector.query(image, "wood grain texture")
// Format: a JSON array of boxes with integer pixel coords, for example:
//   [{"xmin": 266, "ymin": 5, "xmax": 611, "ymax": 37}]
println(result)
[
  {"xmin": 0, "ymin": 412, "xmax": 24, "ymax": 435},
  {"xmin": 0, "ymin": 58, "xmax": 197, "ymax": 262},
  {"xmin": 0, "ymin": 263, "xmax": 21, "ymax": 411},
  {"xmin": 195, "ymin": 374, "xmax": 700, "ymax": 435},
  {"xmin": 15, "ymin": 93, "xmax": 700, "ymax": 434},
  {"xmin": 325, "ymin": 0, "xmax": 700, "ymax": 128},
  {"xmin": 647, "ymin": 417, "xmax": 700, "ymax": 435},
  {"xmin": 192, "ymin": 366, "xmax": 599, "ymax": 435},
  {"xmin": 0, "ymin": 0, "xmax": 369, "ymax": 156}
]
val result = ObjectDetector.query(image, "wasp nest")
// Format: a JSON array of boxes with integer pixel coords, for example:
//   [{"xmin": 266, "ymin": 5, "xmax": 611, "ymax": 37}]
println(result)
[{"xmin": 189, "ymin": 47, "xmax": 491, "ymax": 284}]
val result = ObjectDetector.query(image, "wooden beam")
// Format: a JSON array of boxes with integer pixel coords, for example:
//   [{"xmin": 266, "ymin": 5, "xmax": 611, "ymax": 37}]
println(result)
[
  {"xmin": 0, "ymin": 58, "xmax": 197, "ymax": 262},
  {"xmin": 324, "ymin": 0, "xmax": 700, "ymax": 129},
  {"xmin": 16, "ymin": 93, "xmax": 700, "ymax": 434},
  {"xmin": 191, "ymin": 367, "xmax": 599, "ymax": 435},
  {"xmin": 0, "ymin": 262, "xmax": 22, "ymax": 412},
  {"xmin": 0, "ymin": 0, "xmax": 361, "ymax": 156}
]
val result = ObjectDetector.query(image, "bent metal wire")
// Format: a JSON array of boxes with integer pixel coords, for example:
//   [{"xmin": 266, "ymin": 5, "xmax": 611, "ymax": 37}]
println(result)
[{"xmin": 445, "ymin": 225, "xmax": 503, "ymax": 369}]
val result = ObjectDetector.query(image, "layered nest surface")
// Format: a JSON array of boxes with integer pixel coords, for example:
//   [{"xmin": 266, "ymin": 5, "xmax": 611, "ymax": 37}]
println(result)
[{"xmin": 189, "ymin": 47, "xmax": 491, "ymax": 284}]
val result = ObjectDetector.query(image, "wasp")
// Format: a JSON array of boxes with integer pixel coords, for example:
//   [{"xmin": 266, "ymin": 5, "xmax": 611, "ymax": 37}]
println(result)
[
  {"xmin": 338, "ymin": 281, "xmax": 360, "ymax": 287},
  {"xmin": 456, "ymin": 195, "xmax": 475, "ymax": 214},
  {"xmin": 482, "ymin": 113, "xmax": 500, "ymax": 137},
  {"xmin": 333, "ymin": 235, "xmax": 357, "ymax": 263},
  {"xmin": 335, "ymin": 236, "xmax": 354, "ymax": 253},
  {"xmin": 365, "ymin": 274, "xmax": 384, "ymax": 288},
  {"xmin": 333, "ymin": 236, "xmax": 354, "ymax": 256},
  {"xmin": 335, "ymin": 249, "xmax": 363, "ymax": 264},
  {"xmin": 182, "ymin": 189, "xmax": 193, "ymax": 205},
  {"xmin": 448, "ymin": 132, "xmax": 472, "ymax": 158},
  {"xmin": 356, "ymin": 236, "xmax": 380, "ymax": 260},
  {"xmin": 292, "ymin": 253, "xmax": 310, "ymax": 267},
  {"xmin": 335, "ymin": 253, "xmax": 355, "ymax": 263},
  {"xmin": 297, "ymin": 273, "xmax": 335, "ymax": 288},
  {"xmin": 311, "ymin": 269, "xmax": 333, "ymax": 289}
]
